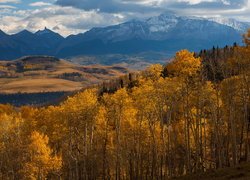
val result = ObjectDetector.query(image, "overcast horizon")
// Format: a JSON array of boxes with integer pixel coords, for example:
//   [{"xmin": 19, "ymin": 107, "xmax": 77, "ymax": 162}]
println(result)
[{"xmin": 0, "ymin": 0, "xmax": 249, "ymax": 36}]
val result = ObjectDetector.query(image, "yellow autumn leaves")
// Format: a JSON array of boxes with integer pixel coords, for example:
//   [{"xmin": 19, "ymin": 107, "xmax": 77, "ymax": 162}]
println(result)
[
  {"xmin": 167, "ymin": 49, "xmax": 201, "ymax": 77},
  {"xmin": 0, "ymin": 36, "xmax": 249, "ymax": 179}
]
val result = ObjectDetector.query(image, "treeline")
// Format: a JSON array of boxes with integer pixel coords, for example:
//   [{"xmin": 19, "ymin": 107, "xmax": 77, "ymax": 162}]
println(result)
[
  {"xmin": 0, "ymin": 30, "xmax": 249, "ymax": 179},
  {"xmin": 0, "ymin": 91, "xmax": 71, "ymax": 107},
  {"xmin": 96, "ymin": 43, "xmax": 241, "ymax": 94},
  {"xmin": 198, "ymin": 43, "xmax": 238, "ymax": 82}
]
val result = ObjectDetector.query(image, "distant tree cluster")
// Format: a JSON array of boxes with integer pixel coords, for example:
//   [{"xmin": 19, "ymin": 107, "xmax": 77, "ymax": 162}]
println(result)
[
  {"xmin": 0, "ymin": 31, "xmax": 249, "ymax": 179},
  {"xmin": 0, "ymin": 92, "xmax": 70, "ymax": 107},
  {"xmin": 58, "ymin": 72, "xmax": 86, "ymax": 82},
  {"xmin": 196, "ymin": 43, "xmax": 238, "ymax": 82}
]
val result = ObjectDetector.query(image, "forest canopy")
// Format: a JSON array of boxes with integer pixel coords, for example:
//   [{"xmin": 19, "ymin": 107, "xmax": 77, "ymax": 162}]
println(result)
[{"xmin": 0, "ymin": 31, "xmax": 249, "ymax": 179}]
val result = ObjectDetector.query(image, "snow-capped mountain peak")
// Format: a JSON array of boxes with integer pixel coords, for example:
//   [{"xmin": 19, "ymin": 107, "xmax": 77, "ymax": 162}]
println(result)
[
  {"xmin": 1, "ymin": 12, "xmax": 249, "ymax": 60},
  {"xmin": 146, "ymin": 13, "xmax": 178, "ymax": 33},
  {"xmin": 208, "ymin": 17, "xmax": 249, "ymax": 32}
]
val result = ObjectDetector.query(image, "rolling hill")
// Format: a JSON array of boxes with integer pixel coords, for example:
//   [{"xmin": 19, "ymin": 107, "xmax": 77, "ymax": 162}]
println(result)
[{"xmin": 0, "ymin": 56, "xmax": 130, "ymax": 94}]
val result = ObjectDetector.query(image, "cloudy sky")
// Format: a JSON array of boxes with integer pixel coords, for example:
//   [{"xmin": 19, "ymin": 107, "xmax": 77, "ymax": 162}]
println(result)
[{"xmin": 0, "ymin": 0, "xmax": 249, "ymax": 36}]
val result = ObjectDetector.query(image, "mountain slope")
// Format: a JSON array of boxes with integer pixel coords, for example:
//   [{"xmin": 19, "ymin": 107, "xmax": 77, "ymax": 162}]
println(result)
[
  {"xmin": 35, "ymin": 27, "xmax": 64, "ymax": 48},
  {"xmin": 54, "ymin": 14, "xmax": 250, "ymax": 57},
  {"xmin": 0, "ymin": 29, "xmax": 65, "ymax": 60},
  {"xmin": 0, "ymin": 13, "xmax": 249, "ymax": 60},
  {"xmin": 0, "ymin": 30, "xmax": 23, "ymax": 60},
  {"xmin": 208, "ymin": 17, "xmax": 249, "ymax": 32},
  {"xmin": 56, "ymin": 14, "xmax": 245, "ymax": 57}
]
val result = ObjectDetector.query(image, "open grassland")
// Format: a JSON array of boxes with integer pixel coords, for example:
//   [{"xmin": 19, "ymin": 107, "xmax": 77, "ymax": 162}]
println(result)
[
  {"xmin": 0, "ymin": 56, "xmax": 130, "ymax": 93},
  {"xmin": 0, "ymin": 78, "xmax": 83, "ymax": 93}
]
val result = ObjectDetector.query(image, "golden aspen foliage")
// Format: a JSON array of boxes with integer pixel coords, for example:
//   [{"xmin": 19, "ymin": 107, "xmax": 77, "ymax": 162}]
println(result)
[
  {"xmin": 0, "ymin": 104, "xmax": 15, "ymax": 115},
  {"xmin": 94, "ymin": 105, "xmax": 114, "ymax": 151},
  {"xmin": 167, "ymin": 49, "xmax": 201, "ymax": 77},
  {"xmin": 226, "ymin": 46, "xmax": 250, "ymax": 76},
  {"xmin": 0, "ymin": 111, "xmax": 28, "ymax": 179},
  {"xmin": 142, "ymin": 64, "xmax": 163, "ymax": 81},
  {"xmin": 220, "ymin": 75, "xmax": 250, "ymax": 126},
  {"xmin": 61, "ymin": 88, "xmax": 98, "ymax": 128},
  {"xmin": 244, "ymin": 29, "xmax": 250, "ymax": 46},
  {"xmin": 34, "ymin": 105, "xmax": 67, "ymax": 148},
  {"xmin": 1, "ymin": 31, "xmax": 250, "ymax": 179},
  {"xmin": 63, "ymin": 88, "xmax": 98, "ymax": 111},
  {"xmin": 22, "ymin": 131, "xmax": 62, "ymax": 180},
  {"xmin": 132, "ymin": 80, "xmax": 159, "ymax": 123}
]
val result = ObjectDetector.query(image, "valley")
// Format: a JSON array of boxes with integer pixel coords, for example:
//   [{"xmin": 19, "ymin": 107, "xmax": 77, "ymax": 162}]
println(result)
[{"xmin": 67, "ymin": 52, "xmax": 169, "ymax": 70}]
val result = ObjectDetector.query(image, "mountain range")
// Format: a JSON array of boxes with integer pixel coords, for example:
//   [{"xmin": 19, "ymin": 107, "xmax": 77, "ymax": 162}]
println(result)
[{"xmin": 0, "ymin": 12, "xmax": 249, "ymax": 60}]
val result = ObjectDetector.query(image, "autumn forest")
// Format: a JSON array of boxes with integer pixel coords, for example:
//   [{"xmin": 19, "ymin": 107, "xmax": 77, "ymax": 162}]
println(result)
[{"xmin": 0, "ymin": 30, "xmax": 250, "ymax": 179}]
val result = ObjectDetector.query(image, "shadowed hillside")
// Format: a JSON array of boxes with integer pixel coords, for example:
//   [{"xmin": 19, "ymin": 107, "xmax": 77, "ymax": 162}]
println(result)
[{"xmin": 174, "ymin": 163, "xmax": 250, "ymax": 180}]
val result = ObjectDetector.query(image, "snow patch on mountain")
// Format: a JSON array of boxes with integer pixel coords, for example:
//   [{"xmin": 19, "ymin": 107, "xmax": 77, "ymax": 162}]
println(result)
[
  {"xmin": 146, "ymin": 14, "xmax": 178, "ymax": 33},
  {"xmin": 208, "ymin": 17, "xmax": 249, "ymax": 32}
]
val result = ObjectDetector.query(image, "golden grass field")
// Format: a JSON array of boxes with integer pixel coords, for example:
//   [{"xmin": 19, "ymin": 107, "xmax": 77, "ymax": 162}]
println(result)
[{"xmin": 0, "ymin": 56, "xmax": 130, "ymax": 94}]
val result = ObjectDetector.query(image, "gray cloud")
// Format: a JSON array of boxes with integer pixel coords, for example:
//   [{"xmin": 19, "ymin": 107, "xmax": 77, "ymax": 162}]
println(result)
[
  {"xmin": 168, "ymin": 0, "xmax": 247, "ymax": 9},
  {"xmin": 0, "ymin": 0, "xmax": 249, "ymax": 36},
  {"xmin": 0, "ymin": 5, "xmax": 127, "ymax": 36},
  {"xmin": 0, "ymin": 0, "xmax": 20, "ymax": 3},
  {"xmin": 55, "ymin": 0, "xmax": 250, "ymax": 24},
  {"xmin": 55, "ymin": 0, "xmax": 248, "ymax": 13},
  {"xmin": 55, "ymin": 0, "xmax": 161, "ymax": 13}
]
